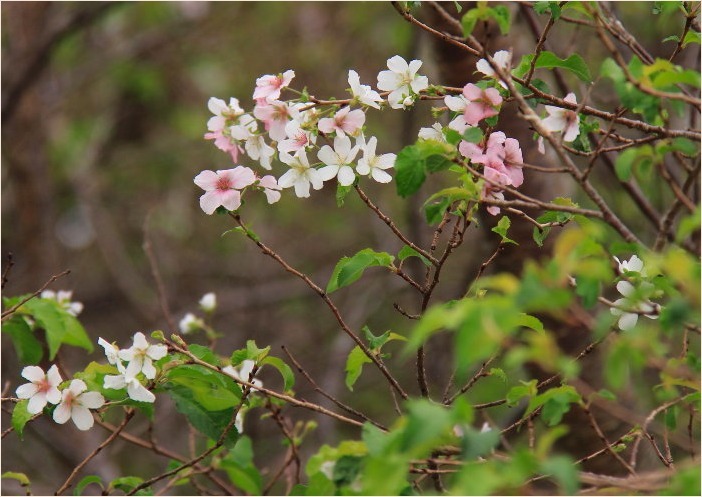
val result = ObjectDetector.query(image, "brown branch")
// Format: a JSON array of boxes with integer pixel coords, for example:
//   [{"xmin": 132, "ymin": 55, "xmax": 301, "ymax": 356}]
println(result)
[
  {"xmin": 229, "ymin": 213, "xmax": 408, "ymax": 400},
  {"xmin": 2, "ymin": 252, "xmax": 14, "ymax": 290},
  {"xmin": 1, "ymin": 269, "xmax": 71, "ymax": 321},
  {"xmin": 581, "ymin": 403, "xmax": 636, "ymax": 475},
  {"xmin": 55, "ymin": 409, "xmax": 135, "ymax": 495},
  {"xmin": 143, "ymin": 212, "xmax": 176, "ymax": 333}
]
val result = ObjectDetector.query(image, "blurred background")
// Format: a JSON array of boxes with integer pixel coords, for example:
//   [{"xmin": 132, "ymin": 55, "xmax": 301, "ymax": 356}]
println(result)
[{"xmin": 2, "ymin": 2, "xmax": 698, "ymax": 495}]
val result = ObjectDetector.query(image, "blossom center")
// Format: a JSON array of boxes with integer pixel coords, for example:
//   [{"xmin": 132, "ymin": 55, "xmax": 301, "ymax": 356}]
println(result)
[{"xmin": 216, "ymin": 177, "xmax": 232, "ymax": 191}]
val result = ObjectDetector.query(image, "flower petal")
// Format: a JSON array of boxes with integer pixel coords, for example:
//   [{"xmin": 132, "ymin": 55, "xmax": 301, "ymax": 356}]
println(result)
[
  {"xmin": 79, "ymin": 391, "xmax": 105, "ymax": 409},
  {"xmin": 193, "ymin": 170, "xmax": 219, "ymax": 191},
  {"xmin": 27, "ymin": 393, "xmax": 48, "ymax": 414},
  {"xmin": 53, "ymin": 403, "xmax": 72, "ymax": 424},
  {"xmin": 16, "ymin": 383, "xmax": 39, "ymax": 399},
  {"xmin": 71, "ymin": 406, "xmax": 95, "ymax": 431},
  {"xmin": 21, "ymin": 366, "xmax": 45, "ymax": 383}
]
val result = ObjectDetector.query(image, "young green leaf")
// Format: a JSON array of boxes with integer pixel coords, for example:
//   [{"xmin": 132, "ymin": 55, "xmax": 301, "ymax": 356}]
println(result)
[
  {"xmin": 1, "ymin": 316, "xmax": 43, "ymax": 365},
  {"xmin": 326, "ymin": 249, "xmax": 395, "ymax": 293},
  {"xmin": 74, "ymin": 475, "xmax": 104, "ymax": 496},
  {"xmin": 534, "ymin": 51, "xmax": 592, "ymax": 83},
  {"xmin": 398, "ymin": 245, "xmax": 431, "ymax": 267},
  {"xmin": 395, "ymin": 145, "xmax": 427, "ymax": 197},
  {"xmin": 261, "ymin": 356, "xmax": 295, "ymax": 391},
  {"xmin": 491, "ymin": 216, "xmax": 517, "ymax": 245},
  {"xmin": 11, "ymin": 400, "xmax": 33, "ymax": 440},
  {"xmin": 345, "ymin": 346, "xmax": 371, "ymax": 391}
]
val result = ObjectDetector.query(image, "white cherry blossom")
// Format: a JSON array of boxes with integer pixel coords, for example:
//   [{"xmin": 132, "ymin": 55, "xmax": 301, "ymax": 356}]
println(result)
[
  {"xmin": 418, "ymin": 123, "xmax": 446, "ymax": 142},
  {"xmin": 475, "ymin": 50, "xmax": 512, "ymax": 89},
  {"xmin": 16, "ymin": 365, "xmax": 62, "ymax": 414},
  {"xmin": 614, "ymin": 255, "xmax": 646, "ymax": 275},
  {"xmin": 348, "ymin": 70, "xmax": 383, "ymax": 109},
  {"xmin": 104, "ymin": 362, "xmax": 155, "ymax": 403},
  {"xmin": 179, "ymin": 313, "xmax": 204, "ymax": 334},
  {"xmin": 119, "ymin": 332, "xmax": 168, "ymax": 380},
  {"xmin": 41, "ymin": 290, "xmax": 83, "ymax": 316},
  {"xmin": 377, "ymin": 55, "xmax": 429, "ymax": 109},
  {"xmin": 542, "ymin": 93, "xmax": 580, "ymax": 142},
  {"xmin": 98, "ymin": 337, "xmax": 121, "ymax": 366},
  {"xmin": 199, "ymin": 292, "xmax": 217, "ymax": 312},
  {"xmin": 356, "ymin": 136, "xmax": 395, "ymax": 183},
  {"xmin": 52, "ymin": 379, "xmax": 104, "ymax": 431},
  {"xmin": 610, "ymin": 280, "xmax": 659, "ymax": 331},
  {"xmin": 223, "ymin": 360, "xmax": 263, "ymax": 390},
  {"xmin": 317, "ymin": 135, "xmax": 360, "ymax": 186},
  {"xmin": 278, "ymin": 149, "xmax": 324, "ymax": 198}
]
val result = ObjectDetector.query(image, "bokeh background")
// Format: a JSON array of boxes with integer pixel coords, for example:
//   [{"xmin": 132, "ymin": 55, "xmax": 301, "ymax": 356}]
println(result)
[{"xmin": 2, "ymin": 2, "xmax": 698, "ymax": 495}]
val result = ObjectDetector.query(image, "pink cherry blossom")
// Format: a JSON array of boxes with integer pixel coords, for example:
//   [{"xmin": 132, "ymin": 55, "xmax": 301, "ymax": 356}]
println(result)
[
  {"xmin": 462, "ymin": 83, "xmax": 502, "ymax": 126},
  {"xmin": 278, "ymin": 119, "xmax": 316, "ymax": 154},
  {"xmin": 53, "ymin": 379, "xmax": 104, "ymax": 431},
  {"xmin": 318, "ymin": 107, "xmax": 366, "ymax": 138},
  {"xmin": 16, "ymin": 365, "xmax": 63, "ymax": 414},
  {"xmin": 253, "ymin": 69, "xmax": 295, "ymax": 103},
  {"xmin": 542, "ymin": 92, "xmax": 580, "ymax": 142},
  {"xmin": 204, "ymin": 128, "xmax": 242, "ymax": 162},
  {"xmin": 194, "ymin": 167, "xmax": 257, "ymax": 215},
  {"xmin": 254, "ymin": 100, "xmax": 297, "ymax": 142}
]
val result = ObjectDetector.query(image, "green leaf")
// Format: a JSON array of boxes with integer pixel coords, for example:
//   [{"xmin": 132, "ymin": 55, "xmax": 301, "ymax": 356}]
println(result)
[
  {"xmin": 1, "ymin": 316, "xmax": 43, "ymax": 365},
  {"xmin": 489, "ymin": 367, "xmax": 508, "ymax": 382},
  {"xmin": 525, "ymin": 385, "xmax": 582, "ymax": 426},
  {"xmin": 11, "ymin": 400, "xmax": 33, "ymax": 440},
  {"xmin": 424, "ymin": 197, "xmax": 451, "ymax": 225},
  {"xmin": 164, "ymin": 382, "xmax": 240, "ymax": 447},
  {"xmin": 395, "ymin": 145, "xmax": 427, "ymax": 197},
  {"xmin": 261, "ymin": 356, "xmax": 295, "ymax": 391},
  {"xmin": 459, "ymin": 424, "xmax": 501, "ymax": 459},
  {"xmin": 21, "ymin": 298, "xmax": 93, "ymax": 359},
  {"xmin": 398, "ymin": 245, "xmax": 431, "ymax": 267},
  {"xmin": 517, "ymin": 313, "xmax": 545, "ymax": 333},
  {"xmin": 165, "ymin": 364, "xmax": 242, "ymax": 411},
  {"xmin": 489, "ymin": 5, "xmax": 511, "ymax": 35},
  {"xmin": 491, "ymin": 216, "xmax": 517, "ymax": 245},
  {"xmin": 333, "ymin": 455, "xmax": 364, "ymax": 486},
  {"xmin": 401, "ymin": 399, "xmax": 453, "ymax": 457},
  {"xmin": 109, "ymin": 476, "xmax": 153, "ymax": 495},
  {"xmin": 425, "ymin": 154, "xmax": 453, "ymax": 173},
  {"xmin": 506, "ymin": 380, "xmax": 538, "ymax": 406},
  {"xmin": 575, "ymin": 277, "xmax": 601, "ymax": 309},
  {"xmin": 188, "ymin": 344, "xmax": 219, "ymax": 365},
  {"xmin": 683, "ymin": 30, "xmax": 701, "ymax": 47},
  {"xmin": 326, "ymin": 249, "xmax": 395, "ymax": 293},
  {"xmin": 74, "ymin": 475, "xmax": 103, "ymax": 496},
  {"xmin": 336, "ymin": 183, "xmax": 353, "ymax": 207},
  {"xmin": 534, "ymin": 51, "xmax": 592, "ymax": 83},
  {"xmin": 305, "ymin": 473, "xmax": 335, "ymax": 496},
  {"xmin": 461, "ymin": 7, "xmax": 484, "ymax": 37},
  {"xmin": 345, "ymin": 346, "xmax": 371, "ymax": 391},
  {"xmin": 541, "ymin": 456, "xmax": 579, "ymax": 495},
  {"xmin": 676, "ymin": 207, "xmax": 701, "ymax": 243},
  {"xmin": 221, "ymin": 439, "xmax": 262, "ymax": 495},
  {"xmin": 462, "ymin": 126, "xmax": 484, "ymax": 144}
]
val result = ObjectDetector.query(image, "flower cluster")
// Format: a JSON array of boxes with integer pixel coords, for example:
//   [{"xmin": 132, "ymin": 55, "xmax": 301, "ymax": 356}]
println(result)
[
  {"xmin": 98, "ymin": 332, "xmax": 167, "ymax": 403},
  {"xmin": 610, "ymin": 255, "xmax": 660, "ymax": 331},
  {"xmin": 15, "ymin": 365, "xmax": 105, "ymax": 431},
  {"xmin": 195, "ymin": 56, "xmax": 429, "ymax": 213}
]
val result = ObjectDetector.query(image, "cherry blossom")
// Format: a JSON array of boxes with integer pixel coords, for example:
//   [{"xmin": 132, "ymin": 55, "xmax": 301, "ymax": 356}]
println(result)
[
  {"xmin": 104, "ymin": 362, "xmax": 155, "ymax": 403},
  {"xmin": 614, "ymin": 255, "xmax": 645, "ymax": 275},
  {"xmin": 348, "ymin": 70, "xmax": 383, "ymax": 109},
  {"xmin": 204, "ymin": 128, "xmax": 242, "ymax": 162},
  {"xmin": 542, "ymin": 93, "xmax": 580, "ymax": 142},
  {"xmin": 199, "ymin": 292, "xmax": 217, "ymax": 312},
  {"xmin": 16, "ymin": 365, "xmax": 63, "ymax": 414},
  {"xmin": 41, "ymin": 290, "xmax": 83, "ymax": 316},
  {"xmin": 278, "ymin": 119, "xmax": 316, "ymax": 154},
  {"xmin": 194, "ymin": 167, "xmax": 257, "ymax": 215},
  {"xmin": 610, "ymin": 280, "xmax": 659, "ymax": 331},
  {"xmin": 462, "ymin": 83, "xmax": 502, "ymax": 126},
  {"xmin": 259, "ymin": 175, "xmax": 282, "ymax": 204},
  {"xmin": 98, "ymin": 337, "xmax": 121, "ymax": 366},
  {"xmin": 444, "ymin": 94, "xmax": 472, "ymax": 133},
  {"xmin": 253, "ymin": 69, "xmax": 295, "ymax": 103},
  {"xmin": 278, "ymin": 149, "xmax": 324, "ymax": 198},
  {"xmin": 475, "ymin": 50, "xmax": 512, "ymax": 89},
  {"xmin": 318, "ymin": 107, "xmax": 365, "ymax": 138},
  {"xmin": 356, "ymin": 136, "xmax": 395, "ymax": 183},
  {"xmin": 244, "ymin": 135, "xmax": 276, "ymax": 170},
  {"xmin": 377, "ymin": 55, "xmax": 429, "ymax": 109},
  {"xmin": 254, "ymin": 100, "xmax": 297, "ymax": 142},
  {"xmin": 318, "ymin": 135, "xmax": 360, "ymax": 186},
  {"xmin": 207, "ymin": 97, "xmax": 244, "ymax": 133},
  {"xmin": 418, "ymin": 123, "xmax": 446, "ymax": 142},
  {"xmin": 119, "ymin": 332, "xmax": 168, "ymax": 380},
  {"xmin": 179, "ymin": 312, "xmax": 204, "ymax": 334},
  {"xmin": 52, "ymin": 379, "xmax": 105, "ymax": 431},
  {"xmin": 223, "ymin": 360, "xmax": 263, "ymax": 390}
]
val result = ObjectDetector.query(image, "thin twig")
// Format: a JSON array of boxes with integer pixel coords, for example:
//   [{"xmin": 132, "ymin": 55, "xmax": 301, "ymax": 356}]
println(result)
[
  {"xmin": 143, "ymin": 213, "xmax": 177, "ymax": 333},
  {"xmin": 1, "ymin": 269, "xmax": 71, "ymax": 321}
]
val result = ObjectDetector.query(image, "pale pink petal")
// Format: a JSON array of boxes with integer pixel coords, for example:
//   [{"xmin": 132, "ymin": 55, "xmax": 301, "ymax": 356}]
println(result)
[
  {"xmin": 541, "ymin": 114, "xmax": 567, "ymax": 132},
  {"xmin": 27, "ymin": 393, "xmax": 48, "ymax": 414},
  {"xmin": 217, "ymin": 189, "xmax": 242, "ymax": 212},
  {"xmin": 484, "ymin": 88, "xmax": 503, "ymax": 106},
  {"xmin": 458, "ymin": 141, "xmax": 483, "ymax": 160},
  {"xmin": 46, "ymin": 387, "xmax": 62, "ymax": 405},
  {"xmin": 564, "ymin": 92, "xmax": 578, "ymax": 105},
  {"xmin": 562, "ymin": 118, "xmax": 580, "ymax": 142},
  {"xmin": 263, "ymin": 188, "xmax": 282, "ymax": 204},
  {"xmin": 462, "ymin": 83, "xmax": 482, "ymax": 100},
  {"xmin": 207, "ymin": 97, "xmax": 227, "ymax": 116},
  {"xmin": 226, "ymin": 167, "xmax": 257, "ymax": 189},
  {"xmin": 199, "ymin": 192, "xmax": 220, "ymax": 214},
  {"xmin": 53, "ymin": 403, "xmax": 72, "ymax": 424},
  {"xmin": 337, "ymin": 166, "xmax": 356, "ymax": 186},
  {"xmin": 69, "ymin": 379, "xmax": 87, "ymax": 396},
  {"xmin": 194, "ymin": 170, "xmax": 219, "ymax": 191},
  {"xmin": 318, "ymin": 118, "xmax": 336, "ymax": 134},
  {"xmin": 21, "ymin": 366, "xmax": 45, "ymax": 383},
  {"xmin": 341, "ymin": 109, "xmax": 365, "ymax": 135},
  {"xmin": 463, "ymin": 102, "xmax": 487, "ymax": 126},
  {"xmin": 78, "ymin": 391, "xmax": 105, "ymax": 409},
  {"xmin": 16, "ymin": 383, "xmax": 39, "ymax": 399},
  {"xmin": 46, "ymin": 365, "xmax": 62, "ymax": 387},
  {"xmin": 475, "ymin": 58, "xmax": 494, "ymax": 76},
  {"xmin": 71, "ymin": 406, "xmax": 95, "ymax": 431}
]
